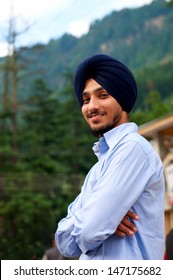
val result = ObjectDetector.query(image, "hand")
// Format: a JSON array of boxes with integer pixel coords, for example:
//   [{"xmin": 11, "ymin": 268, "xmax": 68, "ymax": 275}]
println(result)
[{"xmin": 115, "ymin": 210, "xmax": 139, "ymax": 237}]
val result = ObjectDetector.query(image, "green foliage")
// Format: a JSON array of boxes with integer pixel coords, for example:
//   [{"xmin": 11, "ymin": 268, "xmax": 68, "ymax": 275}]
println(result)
[
  {"xmin": 134, "ymin": 61, "xmax": 173, "ymax": 108},
  {"xmin": 166, "ymin": 0, "xmax": 173, "ymax": 6},
  {"xmin": 21, "ymin": 79, "xmax": 64, "ymax": 173},
  {"xmin": 131, "ymin": 91, "xmax": 173, "ymax": 125},
  {"xmin": 0, "ymin": 173, "xmax": 81, "ymax": 259}
]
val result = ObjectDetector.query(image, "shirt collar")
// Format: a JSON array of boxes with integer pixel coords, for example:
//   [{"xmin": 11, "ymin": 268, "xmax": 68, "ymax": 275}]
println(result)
[
  {"xmin": 92, "ymin": 138, "xmax": 109, "ymax": 160},
  {"xmin": 92, "ymin": 122, "xmax": 138, "ymax": 159}
]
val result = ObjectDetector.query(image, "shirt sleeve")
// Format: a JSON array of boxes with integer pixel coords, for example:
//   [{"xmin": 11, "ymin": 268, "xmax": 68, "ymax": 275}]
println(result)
[
  {"xmin": 56, "ymin": 141, "xmax": 162, "ymax": 255},
  {"xmin": 55, "ymin": 193, "xmax": 83, "ymax": 257}
]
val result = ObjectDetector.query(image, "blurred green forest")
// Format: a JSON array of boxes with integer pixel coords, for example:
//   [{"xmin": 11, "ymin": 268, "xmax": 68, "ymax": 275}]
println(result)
[{"xmin": 0, "ymin": 0, "xmax": 173, "ymax": 259}]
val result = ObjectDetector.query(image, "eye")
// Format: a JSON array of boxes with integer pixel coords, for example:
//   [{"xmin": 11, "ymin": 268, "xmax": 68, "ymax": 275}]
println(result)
[
  {"xmin": 83, "ymin": 97, "xmax": 90, "ymax": 104},
  {"xmin": 100, "ymin": 92, "xmax": 109, "ymax": 98}
]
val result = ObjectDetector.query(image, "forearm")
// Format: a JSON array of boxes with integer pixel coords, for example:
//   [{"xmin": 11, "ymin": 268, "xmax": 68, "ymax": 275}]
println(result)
[
  {"xmin": 55, "ymin": 196, "xmax": 82, "ymax": 257},
  {"xmin": 56, "ymin": 219, "xmax": 82, "ymax": 257}
]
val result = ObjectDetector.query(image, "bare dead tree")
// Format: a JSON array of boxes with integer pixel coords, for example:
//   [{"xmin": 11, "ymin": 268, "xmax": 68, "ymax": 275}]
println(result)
[{"xmin": 1, "ymin": 3, "xmax": 33, "ymax": 163}]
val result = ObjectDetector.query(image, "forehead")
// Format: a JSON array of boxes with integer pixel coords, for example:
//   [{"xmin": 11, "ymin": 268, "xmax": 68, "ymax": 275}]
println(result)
[{"xmin": 83, "ymin": 78, "xmax": 105, "ymax": 94}]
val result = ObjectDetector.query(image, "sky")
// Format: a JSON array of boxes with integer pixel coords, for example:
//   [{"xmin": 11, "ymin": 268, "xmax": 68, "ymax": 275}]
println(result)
[{"xmin": 0, "ymin": 0, "xmax": 153, "ymax": 57}]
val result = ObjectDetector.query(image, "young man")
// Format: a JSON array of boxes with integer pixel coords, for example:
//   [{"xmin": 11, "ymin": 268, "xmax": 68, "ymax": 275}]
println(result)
[{"xmin": 55, "ymin": 54, "xmax": 165, "ymax": 259}]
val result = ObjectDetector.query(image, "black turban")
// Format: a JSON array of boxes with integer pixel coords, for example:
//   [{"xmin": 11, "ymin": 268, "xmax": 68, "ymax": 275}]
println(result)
[{"xmin": 74, "ymin": 54, "xmax": 137, "ymax": 113}]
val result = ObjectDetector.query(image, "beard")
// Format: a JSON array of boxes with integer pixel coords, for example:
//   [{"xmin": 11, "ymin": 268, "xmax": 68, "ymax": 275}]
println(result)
[
  {"xmin": 85, "ymin": 110, "xmax": 125, "ymax": 138},
  {"xmin": 89, "ymin": 123, "xmax": 116, "ymax": 138}
]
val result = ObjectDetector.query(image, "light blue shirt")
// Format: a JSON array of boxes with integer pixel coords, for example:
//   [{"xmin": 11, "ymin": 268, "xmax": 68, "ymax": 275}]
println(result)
[{"xmin": 55, "ymin": 123, "xmax": 165, "ymax": 259}]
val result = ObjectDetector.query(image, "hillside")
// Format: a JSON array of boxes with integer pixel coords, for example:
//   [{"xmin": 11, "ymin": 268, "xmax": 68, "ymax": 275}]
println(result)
[{"xmin": 0, "ymin": 0, "xmax": 173, "ymax": 106}]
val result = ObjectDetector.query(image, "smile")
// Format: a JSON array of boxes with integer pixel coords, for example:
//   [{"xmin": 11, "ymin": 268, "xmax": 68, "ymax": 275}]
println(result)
[{"xmin": 88, "ymin": 113, "xmax": 105, "ymax": 118}]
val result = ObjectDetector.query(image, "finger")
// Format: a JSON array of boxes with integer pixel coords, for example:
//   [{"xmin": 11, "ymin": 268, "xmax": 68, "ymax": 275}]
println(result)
[
  {"xmin": 119, "ymin": 215, "xmax": 138, "ymax": 230},
  {"xmin": 123, "ymin": 219, "xmax": 138, "ymax": 232},
  {"xmin": 126, "ymin": 210, "xmax": 139, "ymax": 220},
  {"xmin": 115, "ymin": 229, "xmax": 126, "ymax": 237},
  {"xmin": 116, "ymin": 223, "xmax": 135, "ymax": 236}
]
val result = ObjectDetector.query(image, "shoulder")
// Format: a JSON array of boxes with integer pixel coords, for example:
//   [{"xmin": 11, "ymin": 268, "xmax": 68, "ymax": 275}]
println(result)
[
  {"xmin": 112, "ymin": 132, "xmax": 163, "ymax": 173},
  {"xmin": 124, "ymin": 132, "xmax": 155, "ymax": 155}
]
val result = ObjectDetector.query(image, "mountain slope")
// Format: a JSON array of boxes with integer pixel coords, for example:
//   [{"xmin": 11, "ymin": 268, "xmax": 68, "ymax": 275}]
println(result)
[{"xmin": 0, "ymin": 0, "xmax": 173, "ymax": 104}]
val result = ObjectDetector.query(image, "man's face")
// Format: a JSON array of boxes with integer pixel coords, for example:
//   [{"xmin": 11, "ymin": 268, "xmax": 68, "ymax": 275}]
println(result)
[{"xmin": 81, "ymin": 78, "xmax": 127, "ymax": 137}]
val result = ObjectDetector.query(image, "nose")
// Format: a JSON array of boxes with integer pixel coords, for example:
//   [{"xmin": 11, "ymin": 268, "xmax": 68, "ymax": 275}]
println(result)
[{"xmin": 88, "ymin": 96, "xmax": 99, "ymax": 111}]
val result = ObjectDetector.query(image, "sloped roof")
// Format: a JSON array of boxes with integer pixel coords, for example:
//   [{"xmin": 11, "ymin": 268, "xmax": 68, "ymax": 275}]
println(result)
[{"xmin": 139, "ymin": 114, "xmax": 173, "ymax": 137}]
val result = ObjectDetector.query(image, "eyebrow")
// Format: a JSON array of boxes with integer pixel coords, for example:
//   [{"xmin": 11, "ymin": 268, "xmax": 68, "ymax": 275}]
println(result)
[{"xmin": 82, "ymin": 86, "xmax": 105, "ymax": 96}]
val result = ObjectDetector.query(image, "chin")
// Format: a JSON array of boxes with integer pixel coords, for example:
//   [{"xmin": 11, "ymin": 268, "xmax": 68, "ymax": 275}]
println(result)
[{"xmin": 90, "ymin": 124, "xmax": 115, "ymax": 138}]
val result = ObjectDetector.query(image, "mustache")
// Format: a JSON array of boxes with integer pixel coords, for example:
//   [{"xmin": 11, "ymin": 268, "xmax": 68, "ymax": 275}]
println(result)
[{"xmin": 87, "ymin": 109, "xmax": 105, "ymax": 118}]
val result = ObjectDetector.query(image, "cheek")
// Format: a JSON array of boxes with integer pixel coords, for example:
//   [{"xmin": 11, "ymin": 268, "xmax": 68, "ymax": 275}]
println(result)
[
  {"xmin": 81, "ymin": 107, "xmax": 87, "ymax": 119},
  {"xmin": 81, "ymin": 107, "xmax": 85, "ymax": 115},
  {"xmin": 109, "ymin": 108, "xmax": 121, "ymax": 120},
  {"xmin": 81, "ymin": 104, "xmax": 87, "ymax": 112}
]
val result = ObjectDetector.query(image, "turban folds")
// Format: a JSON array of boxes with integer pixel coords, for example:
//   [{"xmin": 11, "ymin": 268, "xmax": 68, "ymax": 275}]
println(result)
[{"xmin": 74, "ymin": 54, "xmax": 137, "ymax": 113}]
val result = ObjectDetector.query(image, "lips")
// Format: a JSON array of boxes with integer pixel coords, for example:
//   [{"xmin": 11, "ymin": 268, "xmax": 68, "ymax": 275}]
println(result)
[
  {"xmin": 88, "ymin": 112, "xmax": 105, "ymax": 118},
  {"xmin": 87, "ymin": 113, "xmax": 105, "ymax": 124}
]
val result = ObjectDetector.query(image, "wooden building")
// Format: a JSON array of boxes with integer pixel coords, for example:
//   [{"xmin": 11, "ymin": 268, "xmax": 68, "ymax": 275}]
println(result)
[{"xmin": 139, "ymin": 113, "xmax": 173, "ymax": 235}]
